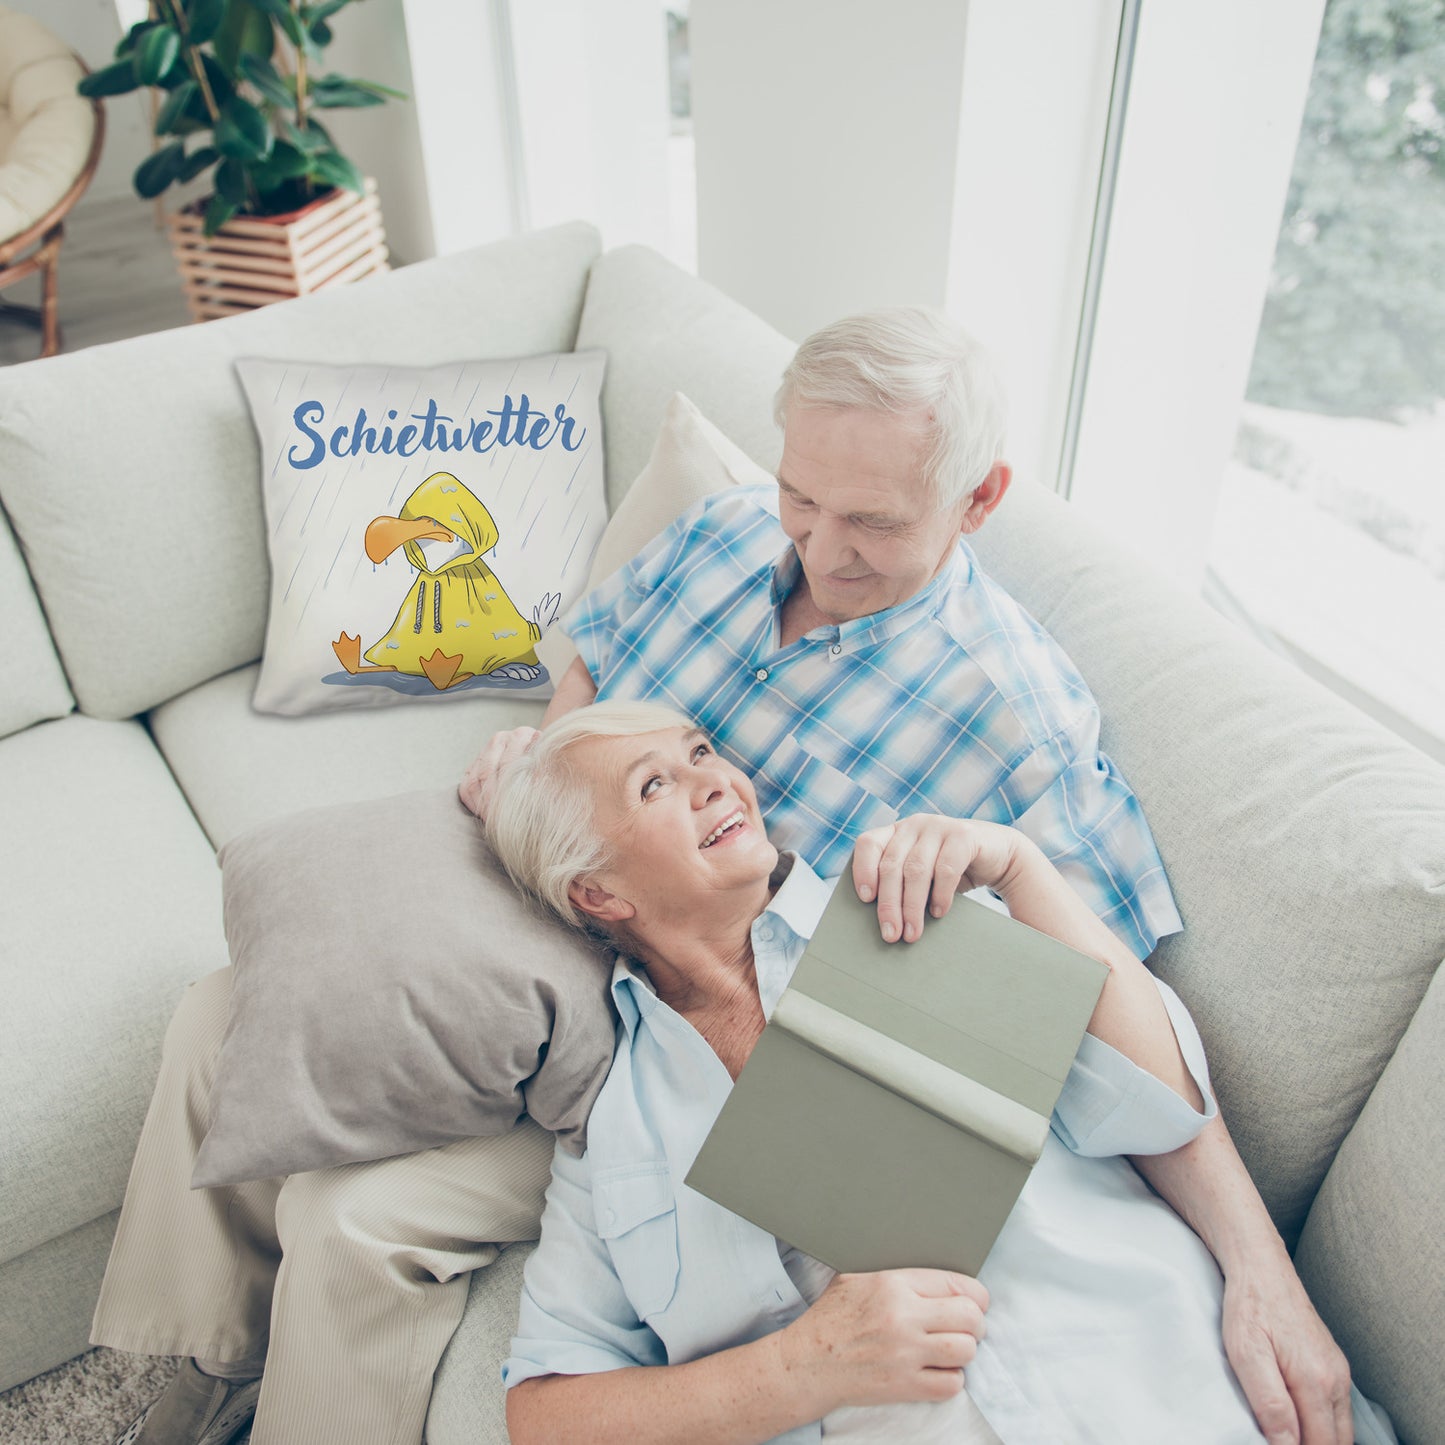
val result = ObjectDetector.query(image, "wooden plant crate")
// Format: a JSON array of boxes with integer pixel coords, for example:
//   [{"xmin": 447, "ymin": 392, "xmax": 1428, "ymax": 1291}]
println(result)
[{"xmin": 165, "ymin": 179, "xmax": 389, "ymax": 322}]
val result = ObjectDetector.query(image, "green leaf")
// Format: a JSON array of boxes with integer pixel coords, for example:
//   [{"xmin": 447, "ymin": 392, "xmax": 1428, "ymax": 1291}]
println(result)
[
  {"xmin": 199, "ymin": 53, "xmax": 236, "ymax": 107},
  {"xmin": 309, "ymin": 148, "xmax": 363, "ymax": 194},
  {"xmin": 282, "ymin": 115, "xmax": 332, "ymax": 153},
  {"xmin": 308, "ymin": 18, "xmax": 332, "ymax": 47},
  {"xmin": 309, "ymin": 75, "xmax": 384, "ymax": 109},
  {"xmin": 263, "ymin": 139, "xmax": 312, "ymax": 178},
  {"xmin": 215, "ymin": 156, "xmax": 250, "ymax": 204},
  {"xmin": 203, "ymin": 193, "xmax": 239, "ymax": 236},
  {"xmin": 215, "ymin": 95, "xmax": 274, "ymax": 160},
  {"xmin": 133, "ymin": 141, "xmax": 186, "ymax": 199},
  {"xmin": 301, "ymin": 0, "xmax": 352, "ymax": 23},
  {"xmin": 115, "ymin": 20, "xmax": 156, "ymax": 59},
  {"xmin": 186, "ymin": 0, "xmax": 227, "ymax": 47},
  {"xmin": 214, "ymin": 0, "xmax": 275, "ymax": 75},
  {"xmin": 349, "ymin": 78, "xmax": 408, "ymax": 101},
  {"xmin": 79, "ymin": 60, "xmax": 142, "ymax": 98},
  {"xmin": 155, "ymin": 79, "xmax": 198, "ymax": 135},
  {"xmin": 178, "ymin": 145, "xmax": 220, "ymax": 182},
  {"xmin": 247, "ymin": 0, "xmax": 306, "ymax": 45},
  {"xmin": 134, "ymin": 25, "xmax": 181, "ymax": 86},
  {"xmin": 239, "ymin": 52, "xmax": 295, "ymax": 107}
]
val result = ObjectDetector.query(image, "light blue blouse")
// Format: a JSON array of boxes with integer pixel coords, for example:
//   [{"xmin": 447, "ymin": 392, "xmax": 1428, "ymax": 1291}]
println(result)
[{"xmin": 505, "ymin": 858, "xmax": 1270, "ymax": 1443}]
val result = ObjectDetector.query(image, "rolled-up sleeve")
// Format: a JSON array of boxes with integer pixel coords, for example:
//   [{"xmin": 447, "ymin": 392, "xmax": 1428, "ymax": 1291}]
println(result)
[
  {"xmin": 503, "ymin": 1140, "xmax": 665, "ymax": 1389},
  {"xmin": 1051, "ymin": 978, "xmax": 1217, "ymax": 1158}
]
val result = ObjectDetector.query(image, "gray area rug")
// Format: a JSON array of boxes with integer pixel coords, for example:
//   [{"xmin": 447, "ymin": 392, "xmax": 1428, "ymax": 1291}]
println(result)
[{"xmin": 0, "ymin": 1350, "xmax": 204, "ymax": 1445}]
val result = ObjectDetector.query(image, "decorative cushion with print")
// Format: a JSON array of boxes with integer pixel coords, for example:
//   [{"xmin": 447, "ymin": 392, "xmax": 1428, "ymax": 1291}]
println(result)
[{"xmin": 237, "ymin": 352, "xmax": 607, "ymax": 715}]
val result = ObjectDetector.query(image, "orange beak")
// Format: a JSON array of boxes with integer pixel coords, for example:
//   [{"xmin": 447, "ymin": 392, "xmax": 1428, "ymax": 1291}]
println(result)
[{"xmin": 364, "ymin": 515, "xmax": 456, "ymax": 565}]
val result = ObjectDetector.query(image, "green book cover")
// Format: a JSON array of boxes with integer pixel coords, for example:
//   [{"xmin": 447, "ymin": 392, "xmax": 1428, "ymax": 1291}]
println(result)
[{"xmin": 684, "ymin": 886, "xmax": 1109, "ymax": 1276}]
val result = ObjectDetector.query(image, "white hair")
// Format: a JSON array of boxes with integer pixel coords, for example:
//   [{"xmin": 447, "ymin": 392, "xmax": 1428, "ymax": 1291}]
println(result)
[
  {"xmin": 774, "ymin": 307, "xmax": 1008, "ymax": 510},
  {"xmin": 486, "ymin": 700, "xmax": 696, "ymax": 932}
]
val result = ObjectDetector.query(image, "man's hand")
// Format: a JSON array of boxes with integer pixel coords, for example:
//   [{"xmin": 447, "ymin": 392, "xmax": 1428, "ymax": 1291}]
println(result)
[
  {"xmin": 851, "ymin": 815, "xmax": 1026, "ymax": 943},
  {"xmin": 1222, "ymin": 1262, "xmax": 1353, "ymax": 1445},
  {"xmin": 458, "ymin": 726, "xmax": 540, "ymax": 822}
]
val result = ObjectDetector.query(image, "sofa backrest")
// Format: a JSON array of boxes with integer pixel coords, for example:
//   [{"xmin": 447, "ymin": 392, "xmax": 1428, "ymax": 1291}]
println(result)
[
  {"xmin": 971, "ymin": 478, "xmax": 1445, "ymax": 1245},
  {"xmin": 0, "ymin": 222, "xmax": 602, "ymax": 721},
  {"xmin": 0, "ymin": 501, "xmax": 71, "ymax": 737},
  {"xmin": 574, "ymin": 242, "xmax": 1445, "ymax": 1254}
]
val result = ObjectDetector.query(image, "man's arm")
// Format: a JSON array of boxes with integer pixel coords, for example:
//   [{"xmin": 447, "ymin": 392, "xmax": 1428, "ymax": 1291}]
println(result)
[
  {"xmin": 545, "ymin": 654, "xmax": 600, "ymax": 723},
  {"xmin": 1131, "ymin": 1120, "xmax": 1353, "ymax": 1445}
]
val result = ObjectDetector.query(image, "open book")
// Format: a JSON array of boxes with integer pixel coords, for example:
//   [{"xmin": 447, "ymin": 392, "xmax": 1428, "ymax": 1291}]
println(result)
[{"xmin": 685, "ymin": 884, "xmax": 1109, "ymax": 1275}]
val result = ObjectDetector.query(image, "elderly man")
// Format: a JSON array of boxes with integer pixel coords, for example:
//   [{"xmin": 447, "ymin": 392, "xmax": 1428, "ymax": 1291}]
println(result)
[
  {"xmin": 95, "ymin": 311, "xmax": 1350, "ymax": 1445},
  {"xmin": 463, "ymin": 309, "xmax": 1353, "ymax": 1445}
]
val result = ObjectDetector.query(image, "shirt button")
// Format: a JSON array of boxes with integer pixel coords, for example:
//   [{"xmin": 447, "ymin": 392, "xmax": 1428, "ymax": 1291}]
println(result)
[
  {"xmin": 830, "ymin": 644, "xmax": 842, "ymax": 655},
  {"xmin": 755, "ymin": 668, "xmax": 769, "ymax": 681},
  {"xmin": 756, "ymin": 924, "xmax": 773, "ymax": 943}
]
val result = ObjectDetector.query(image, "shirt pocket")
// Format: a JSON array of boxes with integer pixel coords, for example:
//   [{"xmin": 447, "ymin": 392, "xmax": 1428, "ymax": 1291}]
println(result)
[
  {"xmin": 758, "ymin": 732, "xmax": 898, "ymax": 861},
  {"xmin": 593, "ymin": 1163, "xmax": 681, "ymax": 1321}
]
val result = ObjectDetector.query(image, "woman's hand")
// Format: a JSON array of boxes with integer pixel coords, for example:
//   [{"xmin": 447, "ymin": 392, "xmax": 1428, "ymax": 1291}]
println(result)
[
  {"xmin": 458, "ymin": 726, "xmax": 540, "ymax": 821},
  {"xmin": 779, "ymin": 1269, "xmax": 989, "ymax": 1411},
  {"xmin": 852, "ymin": 815, "xmax": 1029, "ymax": 943}
]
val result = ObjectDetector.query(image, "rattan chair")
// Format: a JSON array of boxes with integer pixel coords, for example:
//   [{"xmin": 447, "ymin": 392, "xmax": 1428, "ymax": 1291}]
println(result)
[{"xmin": 0, "ymin": 7, "xmax": 104, "ymax": 359}]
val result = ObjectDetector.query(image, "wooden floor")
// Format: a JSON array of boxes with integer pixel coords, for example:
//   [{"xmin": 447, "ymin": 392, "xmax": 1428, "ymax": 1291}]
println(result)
[{"xmin": 0, "ymin": 194, "xmax": 192, "ymax": 366}]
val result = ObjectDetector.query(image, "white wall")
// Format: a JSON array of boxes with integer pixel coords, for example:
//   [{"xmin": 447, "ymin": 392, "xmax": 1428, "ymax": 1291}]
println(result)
[
  {"xmin": 946, "ymin": 0, "xmax": 1121, "ymax": 494},
  {"xmin": 690, "ymin": 0, "xmax": 973, "ymax": 342},
  {"xmin": 510, "ymin": 0, "xmax": 671, "ymax": 253}
]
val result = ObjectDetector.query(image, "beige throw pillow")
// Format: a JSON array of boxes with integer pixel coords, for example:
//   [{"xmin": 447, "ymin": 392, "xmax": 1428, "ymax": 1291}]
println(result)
[
  {"xmin": 536, "ymin": 391, "xmax": 774, "ymax": 677},
  {"xmin": 193, "ymin": 789, "xmax": 617, "ymax": 1187}
]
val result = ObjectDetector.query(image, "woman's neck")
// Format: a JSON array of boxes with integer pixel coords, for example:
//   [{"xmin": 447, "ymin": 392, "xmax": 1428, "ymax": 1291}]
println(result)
[{"xmin": 628, "ymin": 880, "xmax": 774, "ymax": 1078}]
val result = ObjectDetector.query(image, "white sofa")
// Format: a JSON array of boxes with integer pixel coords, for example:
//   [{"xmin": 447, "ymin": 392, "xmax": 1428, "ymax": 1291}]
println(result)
[{"xmin": 1, "ymin": 222, "xmax": 1441, "ymax": 1444}]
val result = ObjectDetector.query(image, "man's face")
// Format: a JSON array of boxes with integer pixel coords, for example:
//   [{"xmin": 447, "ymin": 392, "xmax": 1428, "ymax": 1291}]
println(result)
[{"xmin": 776, "ymin": 405, "xmax": 973, "ymax": 623}]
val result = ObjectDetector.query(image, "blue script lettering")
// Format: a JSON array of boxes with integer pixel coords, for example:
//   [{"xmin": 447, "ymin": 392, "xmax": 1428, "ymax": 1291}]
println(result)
[{"xmin": 286, "ymin": 393, "xmax": 587, "ymax": 469}]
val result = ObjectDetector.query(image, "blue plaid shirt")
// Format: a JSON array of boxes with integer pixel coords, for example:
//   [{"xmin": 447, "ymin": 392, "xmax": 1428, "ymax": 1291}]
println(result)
[{"xmin": 566, "ymin": 485, "xmax": 1180, "ymax": 959}]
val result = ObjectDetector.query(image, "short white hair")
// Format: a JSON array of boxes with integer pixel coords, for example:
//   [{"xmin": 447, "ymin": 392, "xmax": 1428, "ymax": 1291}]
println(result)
[
  {"xmin": 774, "ymin": 307, "xmax": 1007, "ymax": 510},
  {"xmin": 487, "ymin": 700, "xmax": 696, "ymax": 931}
]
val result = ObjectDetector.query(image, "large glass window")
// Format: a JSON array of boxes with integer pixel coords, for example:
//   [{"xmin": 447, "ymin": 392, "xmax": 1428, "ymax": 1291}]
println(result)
[{"xmin": 1207, "ymin": 0, "xmax": 1445, "ymax": 757}]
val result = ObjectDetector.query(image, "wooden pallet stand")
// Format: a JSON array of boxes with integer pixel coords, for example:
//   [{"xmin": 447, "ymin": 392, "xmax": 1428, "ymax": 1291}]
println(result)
[{"xmin": 165, "ymin": 178, "xmax": 389, "ymax": 321}]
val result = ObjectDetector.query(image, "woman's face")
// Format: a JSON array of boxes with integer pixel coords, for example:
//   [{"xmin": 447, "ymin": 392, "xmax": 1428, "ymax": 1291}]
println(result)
[{"xmin": 566, "ymin": 726, "xmax": 778, "ymax": 926}]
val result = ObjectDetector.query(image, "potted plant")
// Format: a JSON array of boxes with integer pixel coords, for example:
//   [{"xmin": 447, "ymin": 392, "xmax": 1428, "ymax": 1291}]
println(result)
[{"xmin": 79, "ymin": 0, "xmax": 404, "ymax": 319}]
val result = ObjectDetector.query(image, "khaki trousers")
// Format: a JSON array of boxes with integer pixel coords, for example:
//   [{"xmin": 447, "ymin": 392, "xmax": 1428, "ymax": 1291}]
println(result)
[{"xmin": 91, "ymin": 969, "xmax": 554, "ymax": 1445}]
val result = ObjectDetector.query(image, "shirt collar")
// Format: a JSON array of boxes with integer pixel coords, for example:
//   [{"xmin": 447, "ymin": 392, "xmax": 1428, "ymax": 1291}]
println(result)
[
  {"xmin": 609, "ymin": 851, "xmax": 835, "ymax": 1037},
  {"xmin": 767, "ymin": 542, "xmax": 973, "ymax": 650}
]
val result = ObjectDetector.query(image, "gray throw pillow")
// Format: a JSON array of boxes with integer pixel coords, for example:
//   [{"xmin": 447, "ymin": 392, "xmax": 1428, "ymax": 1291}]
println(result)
[{"xmin": 192, "ymin": 789, "xmax": 617, "ymax": 1188}]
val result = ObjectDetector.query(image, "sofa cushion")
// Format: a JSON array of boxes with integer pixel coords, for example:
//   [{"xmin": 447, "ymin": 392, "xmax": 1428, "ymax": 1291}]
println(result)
[
  {"xmin": 0, "ymin": 715, "xmax": 226, "ymax": 1267},
  {"xmin": 0, "ymin": 221, "xmax": 601, "ymax": 721},
  {"xmin": 0, "ymin": 503, "xmax": 71, "ymax": 738},
  {"xmin": 427, "ymin": 1242, "xmax": 534, "ymax": 1445},
  {"xmin": 968, "ymin": 479, "xmax": 1445, "ymax": 1244},
  {"xmin": 148, "ymin": 662, "xmax": 544, "ymax": 849},
  {"xmin": 575, "ymin": 245, "xmax": 795, "ymax": 511},
  {"xmin": 235, "ymin": 350, "xmax": 607, "ymax": 716},
  {"xmin": 1295, "ymin": 959, "xmax": 1445, "ymax": 1445}
]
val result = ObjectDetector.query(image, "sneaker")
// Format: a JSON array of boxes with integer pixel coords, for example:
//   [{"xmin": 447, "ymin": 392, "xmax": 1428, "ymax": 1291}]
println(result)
[{"xmin": 113, "ymin": 1359, "xmax": 262, "ymax": 1445}]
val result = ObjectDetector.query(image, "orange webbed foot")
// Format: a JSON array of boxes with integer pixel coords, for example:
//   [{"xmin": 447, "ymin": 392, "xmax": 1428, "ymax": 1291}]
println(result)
[
  {"xmin": 333, "ymin": 632, "xmax": 397, "ymax": 674},
  {"xmin": 420, "ymin": 648, "xmax": 474, "ymax": 690}
]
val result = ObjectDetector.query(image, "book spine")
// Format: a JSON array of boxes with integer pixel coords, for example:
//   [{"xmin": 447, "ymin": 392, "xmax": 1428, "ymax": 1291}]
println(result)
[{"xmin": 771, "ymin": 990, "xmax": 1050, "ymax": 1165}]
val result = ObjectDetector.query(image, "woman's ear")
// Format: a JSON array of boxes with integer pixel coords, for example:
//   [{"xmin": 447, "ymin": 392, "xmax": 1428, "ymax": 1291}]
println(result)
[{"xmin": 568, "ymin": 879, "xmax": 636, "ymax": 924}]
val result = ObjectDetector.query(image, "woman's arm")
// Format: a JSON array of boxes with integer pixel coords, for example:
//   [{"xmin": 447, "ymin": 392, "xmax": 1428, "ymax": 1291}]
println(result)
[
  {"xmin": 851, "ymin": 815, "xmax": 1202, "ymax": 1108},
  {"xmin": 509, "ymin": 1269, "xmax": 987, "ymax": 1445}
]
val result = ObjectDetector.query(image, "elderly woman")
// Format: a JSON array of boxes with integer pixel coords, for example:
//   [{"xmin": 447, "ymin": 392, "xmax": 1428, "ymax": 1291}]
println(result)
[{"xmin": 485, "ymin": 700, "xmax": 1294, "ymax": 1445}]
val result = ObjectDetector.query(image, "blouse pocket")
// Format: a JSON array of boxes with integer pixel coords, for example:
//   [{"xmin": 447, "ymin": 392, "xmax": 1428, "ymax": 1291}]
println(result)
[{"xmin": 593, "ymin": 1162, "xmax": 681, "ymax": 1321}]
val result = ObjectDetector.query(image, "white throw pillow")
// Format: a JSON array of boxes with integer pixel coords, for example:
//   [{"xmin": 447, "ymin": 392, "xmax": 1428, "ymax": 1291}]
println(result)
[
  {"xmin": 237, "ymin": 352, "xmax": 607, "ymax": 715},
  {"xmin": 537, "ymin": 391, "xmax": 775, "ymax": 677}
]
